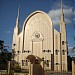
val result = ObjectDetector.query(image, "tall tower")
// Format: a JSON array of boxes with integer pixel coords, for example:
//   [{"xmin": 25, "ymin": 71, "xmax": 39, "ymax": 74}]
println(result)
[
  {"xmin": 60, "ymin": 0, "xmax": 68, "ymax": 71},
  {"xmin": 12, "ymin": 7, "xmax": 20, "ymax": 59}
]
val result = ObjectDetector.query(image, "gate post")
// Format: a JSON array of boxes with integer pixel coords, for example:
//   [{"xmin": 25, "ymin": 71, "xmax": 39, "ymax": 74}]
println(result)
[
  {"xmin": 31, "ymin": 64, "xmax": 33, "ymax": 75},
  {"xmin": 72, "ymin": 57, "xmax": 75, "ymax": 75}
]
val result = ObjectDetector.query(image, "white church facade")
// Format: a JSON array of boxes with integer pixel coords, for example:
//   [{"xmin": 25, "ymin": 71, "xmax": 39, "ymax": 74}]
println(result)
[{"xmin": 12, "ymin": 1, "xmax": 68, "ymax": 72}]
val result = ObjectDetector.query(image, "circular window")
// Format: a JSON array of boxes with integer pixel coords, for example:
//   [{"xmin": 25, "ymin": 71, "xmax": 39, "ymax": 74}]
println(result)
[{"xmin": 35, "ymin": 33, "xmax": 40, "ymax": 38}]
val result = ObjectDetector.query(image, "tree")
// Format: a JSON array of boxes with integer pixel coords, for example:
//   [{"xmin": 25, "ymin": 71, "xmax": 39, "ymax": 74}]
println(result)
[
  {"xmin": 0, "ymin": 40, "xmax": 12, "ymax": 70},
  {"xmin": 0, "ymin": 40, "xmax": 4, "ymax": 52}
]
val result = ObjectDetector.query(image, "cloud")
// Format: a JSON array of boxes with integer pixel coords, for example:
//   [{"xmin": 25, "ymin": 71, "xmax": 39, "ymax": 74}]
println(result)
[
  {"xmin": 48, "ymin": 6, "xmax": 73, "ymax": 26},
  {"xmin": 52, "ymin": 17, "xmax": 60, "ymax": 25},
  {"xmin": 68, "ymin": 47, "xmax": 73, "ymax": 50},
  {"xmin": 48, "ymin": 9, "xmax": 60, "ymax": 26},
  {"xmin": 74, "ymin": 18, "xmax": 75, "ymax": 21},
  {"xmin": 68, "ymin": 47, "xmax": 74, "ymax": 56},
  {"xmin": 6, "ymin": 30, "xmax": 11, "ymax": 34},
  {"xmin": 74, "ymin": 10, "xmax": 75, "ymax": 15},
  {"xmin": 64, "ymin": 8, "xmax": 73, "ymax": 18},
  {"xmin": 48, "ymin": 9, "xmax": 60, "ymax": 19},
  {"xmin": 68, "ymin": 47, "xmax": 75, "ymax": 57},
  {"xmin": 65, "ymin": 18, "xmax": 72, "ymax": 24},
  {"xmin": 74, "ymin": 10, "xmax": 75, "ymax": 19}
]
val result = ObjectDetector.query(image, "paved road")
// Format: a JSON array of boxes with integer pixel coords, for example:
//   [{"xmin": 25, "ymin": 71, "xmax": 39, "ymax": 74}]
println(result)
[{"xmin": 45, "ymin": 71, "xmax": 72, "ymax": 75}]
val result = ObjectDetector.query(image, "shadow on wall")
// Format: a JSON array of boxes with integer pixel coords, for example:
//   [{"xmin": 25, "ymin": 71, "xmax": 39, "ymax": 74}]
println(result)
[
  {"xmin": 26, "ymin": 55, "xmax": 44, "ymax": 75},
  {"xmin": 33, "ymin": 63, "xmax": 44, "ymax": 75}
]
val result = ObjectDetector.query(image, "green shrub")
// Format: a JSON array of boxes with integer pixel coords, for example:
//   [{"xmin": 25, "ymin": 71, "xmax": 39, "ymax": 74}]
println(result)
[{"xmin": 12, "ymin": 63, "xmax": 21, "ymax": 72}]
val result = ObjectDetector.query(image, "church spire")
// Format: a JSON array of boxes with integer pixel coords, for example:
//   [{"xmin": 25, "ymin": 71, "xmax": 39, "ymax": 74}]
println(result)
[
  {"xmin": 60, "ymin": 0, "xmax": 67, "ymax": 71},
  {"xmin": 60, "ymin": 0, "xmax": 64, "ymax": 22},
  {"xmin": 16, "ymin": 6, "xmax": 20, "ymax": 27},
  {"xmin": 61, "ymin": 0, "xmax": 63, "ymax": 13},
  {"xmin": 17, "ymin": 6, "xmax": 20, "ymax": 21},
  {"xmin": 60, "ymin": 0, "xmax": 66, "ymax": 32}
]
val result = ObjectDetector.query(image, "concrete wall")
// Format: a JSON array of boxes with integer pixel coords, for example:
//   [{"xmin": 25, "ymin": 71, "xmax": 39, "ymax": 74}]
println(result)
[{"xmin": 72, "ymin": 60, "xmax": 75, "ymax": 75}]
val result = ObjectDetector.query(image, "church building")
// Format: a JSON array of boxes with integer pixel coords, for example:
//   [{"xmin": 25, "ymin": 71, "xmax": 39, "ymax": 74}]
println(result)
[{"xmin": 12, "ymin": 1, "xmax": 68, "ymax": 72}]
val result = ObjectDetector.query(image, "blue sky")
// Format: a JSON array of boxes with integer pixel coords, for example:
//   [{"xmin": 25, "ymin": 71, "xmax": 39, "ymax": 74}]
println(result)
[{"xmin": 0, "ymin": 0, "xmax": 75, "ymax": 55}]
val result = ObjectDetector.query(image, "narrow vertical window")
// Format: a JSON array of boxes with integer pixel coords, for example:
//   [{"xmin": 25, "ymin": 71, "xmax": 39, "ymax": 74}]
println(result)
[
  {"xmin": 62, "ymin": 50, "xmax": 65, "ymax": 55},
  {"xmin": 22, "ymin": 60, "xmax": 24, "ymax": 66},
  {"xmin": 62, "ymin": 41, "xmax": 64, "ymax": 45},
  {"xmin": 55, "ymin": 50, "xmax": 58, "ymax": 55},
  {"xmin": 18, "ymin": 37, "xmax": 20, "ymax": 50},
  {"xmin": 46, "ymin": 60, "xmax": 49, "ymax": 67},
  {"xmin": 17, "ymin": 51, "xmax": 20, "ymax": 54},
  {"xmin": 26, "ymin": 60, "xmax": 28, "ymax": 66}
]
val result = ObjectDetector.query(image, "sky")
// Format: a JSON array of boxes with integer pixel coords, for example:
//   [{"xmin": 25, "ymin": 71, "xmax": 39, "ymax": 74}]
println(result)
[{"xmin": 0, "ymin": 0, "xmax": 75, "ymax": 56}]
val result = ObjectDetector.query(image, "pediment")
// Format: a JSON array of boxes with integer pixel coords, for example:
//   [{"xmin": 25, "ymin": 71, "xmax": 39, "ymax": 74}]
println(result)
[{"xmin": 31, "ymin": 31, "xmax": 44, "ymax": 42}]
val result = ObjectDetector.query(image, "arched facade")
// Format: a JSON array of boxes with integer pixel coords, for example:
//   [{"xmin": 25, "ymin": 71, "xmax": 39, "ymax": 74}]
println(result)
[{"xmin": 12, "ymin": 10, "xmax": 67, "ymax": 72}]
